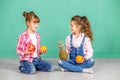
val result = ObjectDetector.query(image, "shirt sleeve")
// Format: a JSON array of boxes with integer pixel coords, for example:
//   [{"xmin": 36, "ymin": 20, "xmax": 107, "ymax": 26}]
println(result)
[
  {"xmin": 84, "ymin": 37, "xmax": 94, "ymax": 60},
  {"xmin": 16, "ymin": 34, "xmax": 25, "ymax": 56},
  {"xmin": 65, "ymin": 35, "xmax": 70, "ymax": 54}
]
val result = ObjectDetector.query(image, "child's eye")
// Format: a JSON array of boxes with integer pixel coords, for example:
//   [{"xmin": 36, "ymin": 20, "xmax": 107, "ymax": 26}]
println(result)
[{"xmin": 70, "ymin": 24, "xmax": 73, "ymax": 27}]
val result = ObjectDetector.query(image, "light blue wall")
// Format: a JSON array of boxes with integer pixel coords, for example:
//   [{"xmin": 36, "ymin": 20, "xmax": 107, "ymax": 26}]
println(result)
[{"xmin": 0, "ymin": 0, "xmax": 120, "ymax": 58}]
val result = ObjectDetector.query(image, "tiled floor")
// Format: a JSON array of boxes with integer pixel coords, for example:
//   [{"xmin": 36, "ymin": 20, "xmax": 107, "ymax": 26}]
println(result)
[{"xmin": 0, "ymin": 58, "xmax": 120, "ymax": 80}]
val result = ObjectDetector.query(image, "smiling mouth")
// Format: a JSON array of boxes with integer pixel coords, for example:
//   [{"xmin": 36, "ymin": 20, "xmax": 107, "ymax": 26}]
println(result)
[{"xmin": 34, "ymin": 27, "xmax": 38, "ymax": 29}]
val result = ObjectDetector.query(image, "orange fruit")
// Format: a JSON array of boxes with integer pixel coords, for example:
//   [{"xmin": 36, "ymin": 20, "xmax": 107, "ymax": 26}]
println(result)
[
  {"xmin": 40, "ymin": 46, "xmax": 48, "ymax": 51},
  {"xmin": 75, "ymin": 55, "xmax": 84, "ymax": 63}
]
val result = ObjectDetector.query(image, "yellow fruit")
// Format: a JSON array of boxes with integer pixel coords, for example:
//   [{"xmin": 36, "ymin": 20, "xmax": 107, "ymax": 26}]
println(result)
[
  {"xmin": 40, "ymin": 46, "xmax": 48, "ymax": 51},
  {"xmin": 58, "ymin": 41, "xmax": 68, "ymax": 60},
  {"xmin": 59, "ymin": 50, "xmax": 68, "ymax": 60},
  {"xmin": 76, "ymin": 55, "xmax": 84, "ymax": 63}
]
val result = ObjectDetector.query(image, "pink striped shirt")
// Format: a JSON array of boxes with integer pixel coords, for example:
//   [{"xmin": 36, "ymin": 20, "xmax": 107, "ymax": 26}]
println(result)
[
  {"xmin": 16, "ymin": 30, "xmax": 40, "ymax": 62},
  {"xmin": 66, "ymin": 33, "xmax": 93, "ymax": 60}
]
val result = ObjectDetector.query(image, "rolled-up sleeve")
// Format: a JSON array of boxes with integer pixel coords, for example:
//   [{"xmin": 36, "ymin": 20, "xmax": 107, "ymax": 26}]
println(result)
[
  {"xmin": 84, "ymin": 37, "xmax": 93, "ymax": 60},
  {"xmin": 16, "ymin": 35, "xmax": 25, "ymax": 56},
  {"xmin": 65, "ymin": 35, "xmax": 70, "ymax": 54}
]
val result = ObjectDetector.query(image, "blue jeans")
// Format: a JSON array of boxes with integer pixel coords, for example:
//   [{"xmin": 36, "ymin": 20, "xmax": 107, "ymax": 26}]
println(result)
[
  {"xmin": 19, "ymin": 57, "xmax": 53, "ymax": 74},
  {"xmin": 58, "ymin": 59, "xmax": 94, "ymax": 72}
]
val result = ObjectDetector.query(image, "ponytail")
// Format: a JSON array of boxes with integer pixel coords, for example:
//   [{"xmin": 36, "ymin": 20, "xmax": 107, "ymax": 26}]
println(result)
[
  {"xmin": 71, "ymin": 15, "xmax": 93, "ymax": 41},
  {"xmin": 82, "ymin": 16, "xmax": 93, "ymax": 41}
]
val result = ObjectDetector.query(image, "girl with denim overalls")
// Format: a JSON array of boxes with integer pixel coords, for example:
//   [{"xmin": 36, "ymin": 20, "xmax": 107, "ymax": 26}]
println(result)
[
  {"xmin": 58, "ymin": 15, "xmax": 94, "ymax": 73},
  {"xmin": 16, "ymin": 11, "xmax": 53, "ymax": 74}
]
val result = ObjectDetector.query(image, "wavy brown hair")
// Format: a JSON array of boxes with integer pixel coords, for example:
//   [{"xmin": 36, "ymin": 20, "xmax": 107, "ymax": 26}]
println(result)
[{"xmin": 71, "ymin": 15, "xmax": 93, "ymax": 41}]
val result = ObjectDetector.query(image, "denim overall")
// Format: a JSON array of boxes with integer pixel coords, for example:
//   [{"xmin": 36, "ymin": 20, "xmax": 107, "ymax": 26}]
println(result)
[
  {"xmin": 58, "ymin": 34, "xmax": 94, "ymax": 72},
  {"xmin": 70, "ymin": 34, "xmax": 85, "ymax": 62}
]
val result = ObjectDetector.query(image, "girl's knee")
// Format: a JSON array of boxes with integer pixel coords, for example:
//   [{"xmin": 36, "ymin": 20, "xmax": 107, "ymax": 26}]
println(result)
[
  {"xmin": 46, "ymin": 63, "xmax": 53, "ymax": 72},
  {"xmin": 48, "ymin": 64, "xmax": 54, "ymax": 72},
  {"xmin": 19, "ymin": 61, "xmax": 36, "ymax": 74},
  {"xmin": 87, "ymin": 59, "xmax": 95, "ymax": 68},
  {"xmin": 90, "ymin": 59, "xmax": 94, "ymax": 66},
  {"xmin": 19, "ymin": 65, "xmax": 36, "ymax": 74},
  {"xmin": 40, "ymin": 60, "xmax": 53, "ymax": 72}
]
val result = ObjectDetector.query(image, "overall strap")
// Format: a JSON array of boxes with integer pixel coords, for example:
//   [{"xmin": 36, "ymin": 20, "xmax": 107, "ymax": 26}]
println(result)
[
  {"xmin": 81, "ymin": 35, "xmax": 86, "ymax": 45},
  {"xmin": 77, "ymin": 35, "xmax": 86, "ymax": 56},
  {"xmin": 78, "ymin": 35, "xmax": 86, "ymax": 50},
  {"xmin": 70, "ymin": 34, "xmax": 73, "ymax": 47},
  {"xmin": 70, "ymin": 34, "xmax": 86, "ymax": 47}
]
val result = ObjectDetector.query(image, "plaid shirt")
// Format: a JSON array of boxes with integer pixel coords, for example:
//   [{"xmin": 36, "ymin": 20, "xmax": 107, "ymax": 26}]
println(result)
[{"xmin": 16, "ymin": 30, "xmax": 40, "ymax": 62}]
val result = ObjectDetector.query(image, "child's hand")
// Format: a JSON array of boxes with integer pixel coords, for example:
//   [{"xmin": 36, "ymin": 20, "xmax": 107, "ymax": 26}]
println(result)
[
  {"xmin": 24, "ymin": 47, "xmax": 33, "ymax": 55},
  {"xmin": 81, "ymin": 57, "xmax": 85, "ymax": 63},
  {"xmin": 59, "ymin": 50, "xmax": 62, "ymax": 54},
  {"xmin": 39, "ymin": 46, "xmax": 48, "ymax": 54},
  {"xmin": 40, "ymin": 49, "xmax": 47, "ymax": 54}
]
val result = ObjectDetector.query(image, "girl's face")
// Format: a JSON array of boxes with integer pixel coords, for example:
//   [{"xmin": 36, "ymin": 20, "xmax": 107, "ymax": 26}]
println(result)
[
  {"xmin": 70, "ymin": 20, "xmax": 81, "ymax": 34},
  {"xmin": 27, "ymin": 19, "xmax": 39, "ymax": 32}
]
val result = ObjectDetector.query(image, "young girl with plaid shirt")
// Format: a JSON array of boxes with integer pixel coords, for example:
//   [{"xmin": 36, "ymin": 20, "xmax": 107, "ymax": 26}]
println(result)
[{"xmin": 16, "ymin": 11, "xmax": 53, "ymax": 74}]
